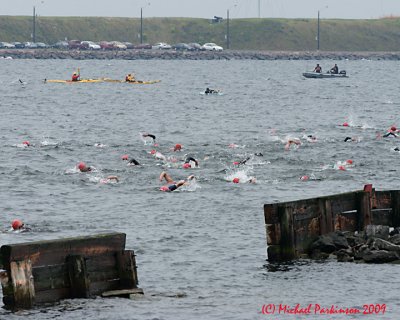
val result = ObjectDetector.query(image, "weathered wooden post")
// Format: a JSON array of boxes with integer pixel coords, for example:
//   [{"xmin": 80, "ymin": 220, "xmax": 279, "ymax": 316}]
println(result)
[
  {"xmin": 391, "ymin": 190, "xmax": 400, "ymax": 228},
  {"xmin": 357, "ymin": 190, "xmax": 372, "ymax": 230}
]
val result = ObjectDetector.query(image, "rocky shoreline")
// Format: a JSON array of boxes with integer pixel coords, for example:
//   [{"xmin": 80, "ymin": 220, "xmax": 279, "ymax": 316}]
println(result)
[{"xmin": 2, "ymin": 49, "xmax": 400, "ymax": 60}]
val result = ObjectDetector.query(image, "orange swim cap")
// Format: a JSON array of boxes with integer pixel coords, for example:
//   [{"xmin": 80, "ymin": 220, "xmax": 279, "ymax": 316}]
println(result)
[
  {"xmin": 232, "ymin": 178, "xmax": 240, "ymax": 183},
  {"xmin": 12, "ymin": 219, "xmax": 23, "ymax": 230},
  {"xmin": 174, "ymin": 144, "xmax": 182, "ymax": 151},
  {"xmin": 121, "ymin": 154, "xmax": 129, "ymax": 160},
  {"xmin": 78, "ymin": 162, "xmax": 86, "ymax": 171}
]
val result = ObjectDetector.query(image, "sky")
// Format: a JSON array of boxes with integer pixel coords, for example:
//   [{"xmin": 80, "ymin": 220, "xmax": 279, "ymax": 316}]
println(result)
[{"xmin": 2, "ymin": 0, "xmax": 400, "ymax": 20}]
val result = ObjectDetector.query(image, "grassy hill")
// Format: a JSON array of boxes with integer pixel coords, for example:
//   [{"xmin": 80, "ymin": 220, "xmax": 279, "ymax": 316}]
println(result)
[{"xmin": 1, "ymin": 16, "xmax": 400, "ymax": 51}]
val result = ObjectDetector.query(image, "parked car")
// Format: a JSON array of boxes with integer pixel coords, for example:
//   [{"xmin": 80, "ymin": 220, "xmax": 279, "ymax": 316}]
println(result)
[
  {"xmin": 110, "ymin": 41, "xmax": 127, "ymax": 50},
  {"xmin": 188, "ymin": 43, "xmax": 205, "ymax": 51},
  {"xmin": 124, "ymin": 42, "xmax": 135, "ymax": 49},
  {"xmin": 81, "ymin": 41, "xmax": 101, "ymax": 50},
  {"xmin": 172, "ymin": 43, "xmax": 194, "ymax": 51},
  {"xmin": 12, "ymin": 42, "xmax": 25, "ymax": 49},
  {"xmin": 133, "ymin": 43, "xmax": 152, "ymax": 49},
  {"xmin": 0, "ymin": 42, "xmax": 15, "ymax": 49},
  {"xmin": 68, "ymin": 40, "xmax": 83, "ymax": 49},
  {"xmin": 152, "ymin": 42, "xmax": 172, "ymax": 50},
  {"xmin": 24, "ymin": 42, "xmax": 38, "ymax": 49},
  {"xmin": 202, "ymin": 43, "xmax": 223, "ymax": 51},
  {"xmin": 35, "ymin": 42, "xmax": 48, "ymax": 48},
  {"xmin": 52, "ymin": 41, "xmax": 69, "ymax": 49},
  {"xmin": 99, "ymin": 41, "xmax": 114, "ymax": 50}
]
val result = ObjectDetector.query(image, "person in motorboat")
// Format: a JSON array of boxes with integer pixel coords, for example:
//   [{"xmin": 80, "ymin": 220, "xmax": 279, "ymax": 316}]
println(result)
[
  {"xmin": 205, "ymin": 87, "xmax": 219, "ymax": 94},
  {"xmin": 330, "ymin": 64, "xmax": 339, "ymax": 74},
  {"xmin": 313, "ymin": 64, "xmax": 322, "ymax": 73},
  {"xmin": 71, "ymin": 70, "xmax": 80, "ymax": 81}
]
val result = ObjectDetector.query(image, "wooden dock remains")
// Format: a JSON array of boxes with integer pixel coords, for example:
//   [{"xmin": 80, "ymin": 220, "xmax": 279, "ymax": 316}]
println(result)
[
  {"xmin": 264, "ymin": 185, "xmax": 400, "ymax": 262},
  {"xmin": 0, "ymin": 232, "xmax": 142, "ymax": 310}
]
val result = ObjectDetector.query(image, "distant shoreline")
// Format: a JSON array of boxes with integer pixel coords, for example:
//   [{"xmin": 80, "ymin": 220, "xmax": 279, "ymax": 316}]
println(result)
[{"xmin": 1, "ymin": 49, "xmax": 400, "ymax": 60}]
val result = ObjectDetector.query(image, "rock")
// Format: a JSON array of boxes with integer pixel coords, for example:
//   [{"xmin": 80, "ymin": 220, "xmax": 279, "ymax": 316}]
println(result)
[
  {"xmin": 365, "ymin": 225, "xmax": 390, "ymax": 240},
  {"xmin": 310, "ymin": 249, "xmax": 330, "ymax": 260},
  {"xmin": 362, "ymin": 250, "xmax": 399, "ymax": 263},
  {"xmin": 329, "ymin": 231, "xmax": 350, "ymax": 249},
  {"xmin": 336, "ymin": 249, "xmax": 354, "ymax": 262},
  {"xmin": 389, "ymin": 234, "xmax": 400, "ymax": 245},
  {"xmin": 344, "ymin": 232, "xmax": 364, "ymax": 247},
  {"xmin": 369, "ymin": 238, "xmax": 400, "ymax": 252},
  {"xmin": 354, "ymin": 245, "xmax": 369, "ymax": 260},
  {"xmin": 310, "ymin": 235, "xmax": 336, "ymax": 254}
]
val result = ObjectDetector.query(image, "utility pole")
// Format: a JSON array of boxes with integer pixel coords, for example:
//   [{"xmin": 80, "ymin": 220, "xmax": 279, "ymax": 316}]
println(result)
[
  {"xmin": 140, "ymin": 7, "xmax": 143, "ymax": 44},
  {"xmin": 33, "ymin": 6, "xmax": 36, "ymax": 42},
  {"xmin": 226, "ymin": 9, "xmax": 230, "ymax": 49},
  {"xmin": 258, "ymin": 0, "xmax": 261, "ymax": 18},
  {"xmin": 317, "ymin": 10, "xmax": 320, "ymax": 50}
]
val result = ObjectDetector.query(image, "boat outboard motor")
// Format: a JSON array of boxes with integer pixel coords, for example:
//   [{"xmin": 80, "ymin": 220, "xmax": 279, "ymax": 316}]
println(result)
[{"xmin": 340, "ymin": 70, "xmax": 346, "ymax": 75}]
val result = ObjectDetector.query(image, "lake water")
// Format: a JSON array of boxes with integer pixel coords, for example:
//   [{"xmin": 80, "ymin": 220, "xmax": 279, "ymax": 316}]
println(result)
[{"xmin": 0, "ymin": 58, "xmax": 399, "ymax": 319}]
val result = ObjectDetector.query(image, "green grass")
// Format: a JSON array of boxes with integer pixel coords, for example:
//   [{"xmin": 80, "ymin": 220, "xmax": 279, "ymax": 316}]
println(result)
[{"xmin": 1, "ymin": 16, "xmax": 400, "ymax": 51}]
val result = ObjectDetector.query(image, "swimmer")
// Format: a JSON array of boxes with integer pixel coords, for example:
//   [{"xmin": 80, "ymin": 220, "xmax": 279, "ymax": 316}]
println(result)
[
  {"xmin": 11, "ymin": 219, "xmax": 31, "ymax": 232},
  {"xmin": 128, "ymin": 158, "xmax": 140, "ymax": 165},
  {"xmin": 101, "ymin": 175, "xmax": 119, "ymax": 183},
  {"xmin": 159, "ymin": 171, "xmax": 195, "ymax": 192},
  {"xmin": 344, "ymin": 136, "xmax": 359, "ymax": 142},
  {"xmin": 77, "ymin": 162, "xmax": 92, "ymax": 172},
  {"xmin": 285, "ymin": 138, "xmax": 301, "ymax": 150},
  {"xmin": 184, "ymin": 156, "xmax": 199, "ymax": 167},
  {"xmin": 205, "ymin": 87, "xmax": 219, "ymax": 94},
  {"xmin": 254, "ymin": 152, "xmax": 263, "ymax": 157},
  {"xmin": 233, "ymin": 157, "xmax": 250, "ymax": 166},
  {"xmin": 173, "ymin": 144, "xmax": 182, "ymax": 152},
  {"xmin": 383, "ymin": 127, "xmax": 398, "ymax": 138},
  {"xmin": 306, "ymin": 135, "xmax": 317, "ymax": 142},
  {"xmin": 232, "ymin": 177, "xmax": 256, "ymax": 184},
  {"xmin": 142, "ymin": 133, "xmax": 156, "ymax": 142}
]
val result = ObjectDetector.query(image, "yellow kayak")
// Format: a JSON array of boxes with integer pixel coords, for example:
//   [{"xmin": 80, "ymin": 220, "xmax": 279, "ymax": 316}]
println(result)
[
  {"xmin": 102, "ymin": 78, "xmax": 161, "ymax": 84},
  {"xmin": 44, "ymin": 79, "xmax": 104, "ymax": 83}
]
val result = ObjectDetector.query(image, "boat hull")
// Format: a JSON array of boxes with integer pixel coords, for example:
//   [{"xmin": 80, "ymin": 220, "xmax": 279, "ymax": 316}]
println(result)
[{"xmin": 302, "ymin": 72, "xmax": 348, "ymax": 79}]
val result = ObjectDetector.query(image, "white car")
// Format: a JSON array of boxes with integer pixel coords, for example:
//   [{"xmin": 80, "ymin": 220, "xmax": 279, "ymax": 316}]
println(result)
[
  {"xmin": 202, "ymin": 43, "xmax": 223, "ymax": 51},
  {"xmin": 81, "ymin": 41, "xmax": 101, "ymax": 50},
  {"xmin": 152, "ymin": 42, "xmax": 172, "ymax": 50},
  {"xmin": 0, "ymin": 42, "xmax": 15, "ymax": 49},
  {"xmin": 110, "ymin": 41, "xmax": 127, "ymax": 50}
]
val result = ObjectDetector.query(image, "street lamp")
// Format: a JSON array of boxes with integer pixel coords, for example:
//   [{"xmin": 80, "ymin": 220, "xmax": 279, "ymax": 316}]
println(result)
[
  {"xmin": 316, "ymin": 6, "xmax": 328, "ymax": 51},
  {"xmin": 226, "ymin": 4, "xmax": 237, "ymax": 49},
  {"xmin": 32, "ymin": 6, "xmax": 36, "ymax": 42},
  {"xmin": 140, "ymin": 2, "xmax": 150, "ymax": 44}
]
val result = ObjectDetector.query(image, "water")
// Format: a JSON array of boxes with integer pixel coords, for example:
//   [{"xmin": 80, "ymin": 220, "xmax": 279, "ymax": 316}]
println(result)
[{"xmin": 0, "ymin": 58, "xmax": 399, "ymax": 319}]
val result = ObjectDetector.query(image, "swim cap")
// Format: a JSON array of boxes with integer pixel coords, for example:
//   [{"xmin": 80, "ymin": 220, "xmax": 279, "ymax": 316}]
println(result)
[
  {"xmin": 346, "ymin": 159, "xmax": 353, "ymax": 165},
  {"xmin": 160, "ymin": 186, "xmax": 169, "ymax": 192},
  {"xmin": 300, "ymin": 175, "xmax": 309, "ymax": 181},
  {"xmin": 121, "ymin": 154, "xmax": 129, "ymax": 160},
  {"xmin": 174, "ymin": 144, "xmax": 182, "ymax": 151},
  {"xmin": 22, "ymin": 140, "xmax": 30, "ymax": 146},
  {"xmin": 12, "ymin": 219, "xmax": 23, "ymax": 230},
  {"xmin": 78, "ymin": 162, "xmax": 86, "ymax": 171},
  {"xmin": 342, "ymin": 122, "xmax": 349, "ymax": 127},
  {"xmin": 338, "ymin": 165, "xmax": 346, "ymax": 171},
  {"xmin": 391, "ymin": 126, "xmax": 397, "ymax": 132},
  {"xmin": 233, "ymin": 161, "xmax": 240, "ymax": 165},
  {"xmin": 150, "ymin": 150, "xmax": 156, "ymax": 155},
  {"xmin": 232, "ymin": 178, "xmax": 240, "ymax": 183},
  {"xmin": 183, "ymin": 163, "xmax": 191, "ymax": 169}
]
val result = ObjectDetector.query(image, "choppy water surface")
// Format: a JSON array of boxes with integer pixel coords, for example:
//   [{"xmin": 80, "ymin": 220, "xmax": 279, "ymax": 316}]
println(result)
[{"xmin": 0, "ymin": 59, "xmax": 399, "ymax": 319}]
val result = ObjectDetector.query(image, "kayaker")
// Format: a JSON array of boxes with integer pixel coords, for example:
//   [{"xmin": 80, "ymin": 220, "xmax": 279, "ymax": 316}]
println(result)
[
  {"xmin": 71, "ymin": 71, "xmax": 80, "ymax": 81},
  {"xmin": 330, "ymin": 64, "xmax": 339, "ymax": 74},
  {"xmin": 313, "ymin": 64, "xmax": 322, "ymax": 73}
]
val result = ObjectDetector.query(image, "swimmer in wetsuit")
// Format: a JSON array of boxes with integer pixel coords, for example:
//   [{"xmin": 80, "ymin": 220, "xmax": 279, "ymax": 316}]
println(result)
[
  {"xmin": 205, "ymin": 88, "xmax": 218, "ymax": 94},
  {"xmin": 184, "ymin": 156, "xmax": 199, "ymax": 167},
  {"xmin": 128, "ymin": 158, "xmax": 140, "ymax": 165},
  {"xmin": 159, "ymin": 171, "xmax": 195, "ymax": 192}
]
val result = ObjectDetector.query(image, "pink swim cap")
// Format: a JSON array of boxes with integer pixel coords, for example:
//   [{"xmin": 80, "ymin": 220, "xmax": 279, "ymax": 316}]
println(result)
[
  {"xmin": 150, "ymin": 150, "xmax": 156, "ymax": 155},
  {"xmin": 342, "ymin": 122, "xmax": 349, "ymax": 127},
  {"xmin": 232, "ymin": 178, "xmax": 240, "ymax": 183},
  {"xmin": 12, "ymin": 219, "xmax": 23, "ymax": 230},
  {"xmin": 22, "ymin": 140, "xmax": 30, "ymax": 146},
  {"xmin": 121, "ymin": 154, "xmax": 129, "ymax": 160},
  {"xmin": 338, "ymin": 165, "xmax": 346, "ymax": 171},
  {"xmin": 78, "ymin": 162, "xmax": 86, "ymax": 171},
  {"xmin": 346, "ymin": 159, "xmax": 353, "ymax": 165},
  {"xmin": 300, "ymin": 175, "xmax": 309, "ymax": 181},
  {"xmin": 183, "ymin": 163, "xmax": 191, "ymax": 169},
  {"xmin": 160, "ymin": 186, "xmax": 169, "ymax": 192},
  {"xmin": 233, "ymin": 161, "xmax": 240, "ymax": 165}
]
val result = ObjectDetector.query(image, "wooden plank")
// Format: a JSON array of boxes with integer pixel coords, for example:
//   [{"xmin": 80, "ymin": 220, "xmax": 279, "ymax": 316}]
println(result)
[
  {"xmin": 86, "ymin": 253, "xmax": 117, "ymax": 272},
  {"xmin": 371, "ymin": 209, "xmax": 392, "ymax": 226},
  {"xmin": 357, "ymin": 191, "xmax": 371, "ymax": 229},
  {"xmin": 116, "ymin": 250, "xmax": 138, "ymax": 289},
  {"xmin": 391, "ymin": 191, "xmax": 400, "ymax": 228},
  {"xmin": 102, "ymin": 288, "xmax": 144, "ymax": 298},
  {"xmin": 67, "ymin": 255, "xmax": 90, "ymax": 298},
  {"xmin": 34, "ymin": 288, "xmax": 70, "ymax": 304},
  {"xmin": 32, "ymin": 264, "xmax": 69, "ymax": 292},
  {"xmin": 10, "ymin": 260, "xmax": 35, "ymax": 309},
  {"xmin": 0, "ymin": 233, "xmax": 126, "ymax": 269},
  {"xmin": 264, "ymin": 204, "xmax": 278, "ymax": 224},
  {"xmin": 90, "ymin": 279, "xmax": 120, "ymax": 296},
  {"xmin": 278, "ymin": 205, "xmax": 295, "ymax": 260}
]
